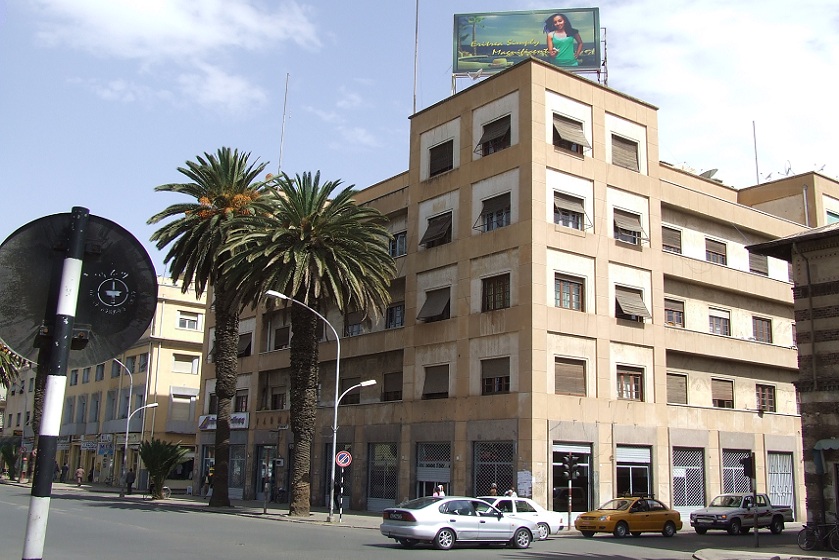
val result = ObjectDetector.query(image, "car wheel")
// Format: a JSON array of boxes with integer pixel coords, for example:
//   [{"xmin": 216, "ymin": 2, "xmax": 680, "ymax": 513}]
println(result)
[
  {"xmin": 613, "ymin": 521, "xmax": 629, "ymax": 538},
  {"xmin": 537, "ymin": 523, "xmax": 550, "ymax": 540},
  {"xmin": 510, "ymin": 528, "xmax": 532, "ymax": 549},
  {"xmin": 694, "ymin": 527, "xmax": 707, "ymax": 535},
  {"xmin": 433, "ymin": 528, "xmax": 456, "ymax": 550},
  {"xmin": 769, "ymin": 516, "xmax": 784, "ymax": 534},
  {"xmin": 581, "ymin": 531, "xmax": 595, "ymax": 538},
  {"xmin": 727, "ymin": 518, "xmax": 741, "ymax": 536},
  {"xmin": 397, "ymin": 538, "xmax": 418, "ymax": 549},
  {"xmin": 662, "ymin": 521, "xmax": 677, "ymax": 537}
]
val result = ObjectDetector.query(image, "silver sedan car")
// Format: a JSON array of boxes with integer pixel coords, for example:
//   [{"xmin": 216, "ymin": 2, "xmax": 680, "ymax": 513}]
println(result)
[
  {"xmin": 380, "ymin": 496, "xmax": 537, "ymax": 550},
  {"xmin": 477, "ymin": 496, "xmax": 566, "ymax": 539}
]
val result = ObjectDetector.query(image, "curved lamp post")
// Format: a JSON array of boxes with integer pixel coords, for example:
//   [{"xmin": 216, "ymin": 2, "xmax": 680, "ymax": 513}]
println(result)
[
  {"xmin": 266, "ymin": 290, "xmax": 375, "ymax": 523},
  {"xmin": 120, "ymin": 402, "xmax": 158, "ymax": 497}
]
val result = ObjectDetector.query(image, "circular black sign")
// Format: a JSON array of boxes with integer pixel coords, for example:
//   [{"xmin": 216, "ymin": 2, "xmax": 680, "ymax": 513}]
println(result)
[{"xmin": 0, "ymin": 212, "xmax": 158, "ymax": 367}]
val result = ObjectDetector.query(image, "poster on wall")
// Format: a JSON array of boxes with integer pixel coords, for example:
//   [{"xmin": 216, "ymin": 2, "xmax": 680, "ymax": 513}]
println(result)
[{"xmin": 453, "ymin": 8, "xmax": 601, "ymax": 74}]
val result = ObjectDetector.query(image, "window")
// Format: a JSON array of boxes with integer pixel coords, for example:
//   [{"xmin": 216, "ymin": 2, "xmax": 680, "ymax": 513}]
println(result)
[
  {"xmin": 477, "ymin": 115, "xmax": 511, "ymax": 156},
  {"xmin": 611, "ymin": 134, "xmax": 639, "ymax": 171},
  {"xmin": 423, "ymin": 365, "xmax": 449, "ymax": 400},
  {"xmin": 111, "ymin": 362, "xmax": 121, "ymax": 378},
  {"xmin": 752, "ymin": 317, "xmax": 772, "ymax": 343},
  {"xmin": 617, "ymin": 367, "xmax": 644, "ymax": 401},
  {"xmin": 95, "ymin": 364, "xmax": 104, "ymax": 381},
  {"xmin": 382, "ymin": 372, "xmax": 403, "ymax": 402},
  {"xmin": 429, "ymin": 140, "xmax": 454, "ymax": 177},
  {"xmin": 273, "ymin": 326, "xmax": 290, "ymax": 350},
  {"xmin": 712, "ymin": 379, "xmax": 734, "ymax": 408},
  {"xmin": 386, "ymin": 303, "xmax": 405, "ymax": 329},
  {"xmin": 614, "ymin": 209, "xmax": 643, "ymax": 245},
  {"xmin": 756, "ymin": 384, "xmax": 776, "ymax": 413},
  {"xmin": 555, "ymin": 357, "xmax": 586, "ymax": 396},
  {"xmin": 482, "ymin": 274, "xmax": 511, "ymax": 311},
  {"xmin": 172, "ymin": 353, "xmax": 199, "ymax": 374},
  {"xmin": 28, "ymin": 377, "xmax": 34, "ymax": 392},
  {"xmin": 828, "ymin": 210, "xmax": 839, "ymax": 224},
  {"xmin": 234, "ymin": 390, "xmax": 248, "ymax": 413},
  {"xmin": 82, "ymin": 367, "xmax": 90, "ymax": 384},
  {"xmin": 389, "ymin": 231, "xmax": 407, "ymax": 257},
  {"xmin": 69, "ymin": 369, "xmax": 78, "ymax": 386},
  {"xmin": 552, "ymin": 114, "xmax": 590, "ymax": 155},
  {"xmin": 705, "ymin": 239, "xmax": 727, "ymax": 265},
  {"xmin": 89, "ymin": 393, "xmax": 100, "ymax": 422},
  {"xmin": 178, "ymin": 311, "xmax": 201, "ymax": 330},
  {"xmin": 237, "ymin": 333, "xmax": 252, "ymax": 357},
  {"xmin": 709, "ymin": 308, "xmax": 731, "ymax": 336},
  {"xmin": 749, "ymin": 252, "xmax": 768, "ymax": 276},
  {"xmin": 170, "ymin": 394, "xmax": 194, "ymax": 422},
  {"xmin": 138, "ymin": 353, "xmax": 148, "ymax": 372},
  {"xmin": 555, "ymin": 274, "xmax": 584, "ymax": 311},
  {"xmin": 481, "ymin": 357, "xmax": 510, "ymax": 395},
  {"xmin": 125, "ymin": 356, "xmax": 136, "ymax": 373},
  {"xmin": 417, "ymin": 288, "xmax": 451, "ymax": 322},
  {"xmin": 419, "ymin": 212, "xmax": 453, "ymax": 248},
  {"xmin": 662, "ymin": 226, "xmax": 682, "ymax": 254},
  {"xmin": 344, "ymin": 311, "xmax": 364, "ymax": 337},
  {"xmin": 478, "ymin": 193, "xmax": 511, "ymax": 232},
  {"xmin": 665, "ymin": 299, "xmax": 685, "ymax": 327},
  {"xmin": 270, "ymin": 386, "xmax": 287, "ymax": 410},
  {"xmin": 615, "ymin": 287, "xmax": 651, "ymax": 322},
  {"xmin": 207, "ymin": 393, "xmax": 218, "ymax": 415},
  {"xmin": 553, "ymin": 193, "xmax": 585, "ymax": 230},
  {"xmin": 667, "ymin": 373, "xmax": 688, "ymax": 404}
]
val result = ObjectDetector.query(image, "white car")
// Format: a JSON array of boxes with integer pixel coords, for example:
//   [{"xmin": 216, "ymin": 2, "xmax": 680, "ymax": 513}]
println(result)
[
  {"xmin": 380, "ymin": 496, "xmax": 538, "ymax": 550},
  {"xmin": 477, "ymin": 496, "xmax": 565, "ymax": 540}
]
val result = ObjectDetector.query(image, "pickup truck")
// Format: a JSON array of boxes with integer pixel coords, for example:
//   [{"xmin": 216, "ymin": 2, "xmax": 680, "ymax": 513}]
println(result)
[{"xmin": 689, "ymin": 493, "xmax": 793, "ymax": 535}]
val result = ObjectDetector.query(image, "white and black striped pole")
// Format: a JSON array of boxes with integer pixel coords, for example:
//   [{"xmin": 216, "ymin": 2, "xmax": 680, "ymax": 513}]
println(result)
[{"xmin": 22, "ymin": 206, "xmax": 89, "ymax": 560}]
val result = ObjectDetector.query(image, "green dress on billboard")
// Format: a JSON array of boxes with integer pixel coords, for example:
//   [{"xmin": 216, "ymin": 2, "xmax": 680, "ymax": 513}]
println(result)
[{"xmin": 550, "ymin": 34, "xmax": 579, "ymax": 67}]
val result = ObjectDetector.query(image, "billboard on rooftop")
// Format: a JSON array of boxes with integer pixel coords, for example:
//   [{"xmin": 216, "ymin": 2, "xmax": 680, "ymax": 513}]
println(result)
[{"xmin": 454, "ymin": 8, "xmax": 601, "ymax": 75}]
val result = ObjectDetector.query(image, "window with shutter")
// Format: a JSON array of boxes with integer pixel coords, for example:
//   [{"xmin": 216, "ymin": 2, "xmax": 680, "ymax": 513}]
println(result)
[
  {"xmin": 423, "ymin": 365, "xmax": 449, "ymax": 399},
  {"xmin": 705, "ymin": 238, "xmax": 727, "ymax": 265},
  {"xmin": 429, "ymin": 139, "xmax": 454, "ymax": 177},
  {"xmin": 662, "ymin": 226, "xmax": 682, "ymax": 254},
  {"xmin": 611, "ymin": 135, "xmax": 639, "ymax": 171},
  {"xmin": 481, "ymin": 357, "xmax": 510, "ymax": 395},
  {"xmin": 552, "ymin": 115, "xmax": 589, "ymax": 154},
  {"xmin": 664, "ymin": 299, "xmax": 685, "ymax": 327},
  {"xmin": 667, "ymin": 373, "xmax": 688, "ymax": 404},
  {"xmin": 711, "ymin": 379, "xmax": 734, "ymax": 408},
  {"xmin": 555, "ymin": 358, "xmax": 586, "ymax": 396},
  {"xmin": 614, "ymin": 209, "xmax": 643, "ymax": 245},
  {"xmin": 554, "ymin": 192, "xmax": 585, "ymax": 230},
  {"xmin": 477, "ymin": 115, "xmax": 511, "ymax": 156},
  {"xmin": 749, "ymin": 252, "xmax": 768, "ymax": 275},
  {"xmin": 382, "ymin": 372, "xmax": 403, "ymax": 402}
]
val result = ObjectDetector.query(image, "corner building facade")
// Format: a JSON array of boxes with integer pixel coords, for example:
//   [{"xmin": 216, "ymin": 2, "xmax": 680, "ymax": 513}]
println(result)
[{"xmin": 200, "ymin": 59, "xmax": 816, "ymax": 519}]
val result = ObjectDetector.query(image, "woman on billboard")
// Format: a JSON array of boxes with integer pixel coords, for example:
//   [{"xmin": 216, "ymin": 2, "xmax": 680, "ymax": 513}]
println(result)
[{"xmin": 544, "ymin": 13, "xmax": 583, "ymax": 67}]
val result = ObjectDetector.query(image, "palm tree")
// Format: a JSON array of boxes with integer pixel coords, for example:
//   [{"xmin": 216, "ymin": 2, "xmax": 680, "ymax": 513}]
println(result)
[
  {"xmin": 0, "ymin": 342, "xmax": 24, "ymax": 389},
  {"xmin": 138, "ymin": 439, "xmax": 188, "ymax": 499},
  {"xmin": 148, "ymin": 147, "xmax": 268, "ymax": 507},
  {"xmin": 224, "ymin": 171, "xmax": 396, "ymax": 516}
]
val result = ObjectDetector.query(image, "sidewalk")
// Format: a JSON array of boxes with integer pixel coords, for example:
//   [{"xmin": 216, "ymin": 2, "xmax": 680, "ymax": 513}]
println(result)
[{"xmin": 2, "ymin": 477, "xmax": 833, "ymax": 560}]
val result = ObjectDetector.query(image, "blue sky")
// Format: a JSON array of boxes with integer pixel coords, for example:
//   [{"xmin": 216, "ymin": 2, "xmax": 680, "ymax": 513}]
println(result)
[{"xmin": 1, "ymin": 0, "xmax": 837, "ymax": 276}]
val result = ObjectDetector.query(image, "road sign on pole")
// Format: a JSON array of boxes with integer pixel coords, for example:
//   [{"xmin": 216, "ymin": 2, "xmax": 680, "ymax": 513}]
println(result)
[{"xmin": 335, "ymin": 451, "xmax": 352, "ymax": 468}]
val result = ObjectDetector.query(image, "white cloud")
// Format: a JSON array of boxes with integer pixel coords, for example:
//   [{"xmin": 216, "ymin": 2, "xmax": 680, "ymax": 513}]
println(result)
[{"xmin": 29, "ymin": 0, "xmax": 318, "ymax": 112}]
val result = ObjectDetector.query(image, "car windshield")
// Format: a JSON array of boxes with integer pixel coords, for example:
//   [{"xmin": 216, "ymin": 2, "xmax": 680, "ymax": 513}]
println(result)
[
  {"xmin": 598, "ymin": 499, "xmax": 631, "ymax": 511},
  {"xmin": 709, "ymin": 495, "xmax": 742, "ymax": 508},
  {"xmin": 394, "ymin": 496, "xmax": 441, "ymax": 509}
]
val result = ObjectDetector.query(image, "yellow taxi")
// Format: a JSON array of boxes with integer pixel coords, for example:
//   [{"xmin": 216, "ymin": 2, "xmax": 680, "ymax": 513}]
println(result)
[{"xmin": 574, "ymin": 496, "xmax": 682, "ymax": 538}]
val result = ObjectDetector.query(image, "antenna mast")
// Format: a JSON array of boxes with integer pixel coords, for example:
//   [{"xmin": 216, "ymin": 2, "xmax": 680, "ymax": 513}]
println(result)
[
  {"xmin": 278, "ymin": 73, "xmax": 290, "ymax": 175},
  {"xmin": 413, "ymin": 0, "xmax": 419, "ymax": 114}
]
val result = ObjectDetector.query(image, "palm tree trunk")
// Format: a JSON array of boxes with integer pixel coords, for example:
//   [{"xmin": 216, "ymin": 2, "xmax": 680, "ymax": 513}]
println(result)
[
  {"xmin": 209, "ymin": 286, "xmax": 239, "ymax": 507},
  {"xmin": 288, "ymin": 304, "xmax": 319, "ymax": 516}
]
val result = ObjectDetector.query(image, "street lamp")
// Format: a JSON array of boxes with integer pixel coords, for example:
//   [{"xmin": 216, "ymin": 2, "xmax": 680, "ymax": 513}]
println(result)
[
  {"xmin": 265, "ymin": 290, "xmax": 372, "ymax": 523},
  {"xmin": 114, "ymin": 358, "xmax": 133, "ymax": 497},
  {"xmin": 120, "ymin": 402, "xmax": 158, "ymax": 497}
]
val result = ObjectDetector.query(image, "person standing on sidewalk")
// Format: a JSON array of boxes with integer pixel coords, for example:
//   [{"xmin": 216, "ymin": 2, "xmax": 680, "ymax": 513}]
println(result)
[
  {"xmin": 60, "ymin": 462, "xmax": 69, "ymax": 483},
  {"xmin": 125, "ymin": 469, "xmax": 136, "ymax": 495},
  {"xmin": 75, "ymin": 465, "xmax": 85, "ymax": 486}
]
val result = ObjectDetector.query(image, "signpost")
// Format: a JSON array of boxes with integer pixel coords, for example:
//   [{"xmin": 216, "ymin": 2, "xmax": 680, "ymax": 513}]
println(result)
[{"xmin": 335, "ymin": 451, "xmax": 352, "ymax": 522}]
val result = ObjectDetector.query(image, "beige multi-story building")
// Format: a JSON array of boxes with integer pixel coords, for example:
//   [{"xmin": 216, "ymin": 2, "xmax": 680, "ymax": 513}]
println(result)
[
  {"xmin": 197, "ymin": 59, "xmax": 833, "ymax": 519},
  {"xmin": 6, "ymin": 277, "xmax": 208, "ymax": 488}
]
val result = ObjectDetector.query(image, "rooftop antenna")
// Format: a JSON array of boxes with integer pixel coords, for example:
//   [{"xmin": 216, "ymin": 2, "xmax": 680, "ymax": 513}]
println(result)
[
  {"xmin": 753, "ymin": 121, "xmax": 760, "ymax": 184},
  {"xmin": 412, "ymin": 0, "xmax": 419, "ymax": 114},
  {"xmin": 278, "ymin": 73, "xmax": 290, "ymax": 175}
]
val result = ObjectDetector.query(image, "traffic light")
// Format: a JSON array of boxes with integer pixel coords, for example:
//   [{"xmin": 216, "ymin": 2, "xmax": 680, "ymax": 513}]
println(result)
[
  {"xmin": 560, "ymin": 453, "xmax": 580, "ymax": 480},
  {"xmin": 740, "ymin": 454, "xmax": 754, "ymax": 478}
]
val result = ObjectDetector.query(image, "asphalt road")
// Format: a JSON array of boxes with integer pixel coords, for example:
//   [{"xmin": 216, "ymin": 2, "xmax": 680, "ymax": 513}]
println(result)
[{"xmin": 0, "ymin": 483, "xmax": 830, "ymax": 560}]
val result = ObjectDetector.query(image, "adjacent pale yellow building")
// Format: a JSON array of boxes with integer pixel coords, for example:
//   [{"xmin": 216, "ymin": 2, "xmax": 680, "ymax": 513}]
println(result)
[{"xmin": 197, "ymin": 59, "xmax": 833, "ymax": 520}]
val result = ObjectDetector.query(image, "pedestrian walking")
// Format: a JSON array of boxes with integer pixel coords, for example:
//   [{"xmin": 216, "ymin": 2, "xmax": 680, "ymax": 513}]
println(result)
[
  {"xmin": 75, "ymin": 466, "xmax": 85, "ymax": 487},
  {"xmin": 125, "ymin": 469, "xmax": 136, "ymax": 495},
  {"xmin": 433, "ymin": 484, "xmax": 445, "ymax": 497},
  {"xmin": 60, "ymin": 463, "xmax": 69, "ymax": 483}
]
